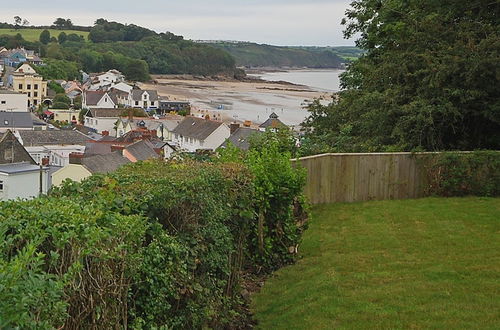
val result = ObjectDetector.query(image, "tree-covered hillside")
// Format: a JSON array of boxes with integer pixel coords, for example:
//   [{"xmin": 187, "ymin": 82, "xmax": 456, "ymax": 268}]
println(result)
[
  {"xmin": 0, "ymin": 19, "xmax": 238, "ymax": 81},
  {"xmin": 207, "ymin": 42, "xmax": 345, "ymax": 68}
]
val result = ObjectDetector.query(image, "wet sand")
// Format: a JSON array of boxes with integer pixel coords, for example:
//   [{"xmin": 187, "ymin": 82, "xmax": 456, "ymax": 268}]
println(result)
[{"xmin": 139, "ymin": 77, "xmax": 332, "ymax": 128}]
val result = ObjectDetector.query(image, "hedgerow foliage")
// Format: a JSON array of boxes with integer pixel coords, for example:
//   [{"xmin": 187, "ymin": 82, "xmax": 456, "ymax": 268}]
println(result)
[
  {"xmin": 421, "ymin": 151, "xmax": 500, "ymax": 197},
  {"xmin": 0, "ymin": 147, "xmax": 307, "ymax": 327}
]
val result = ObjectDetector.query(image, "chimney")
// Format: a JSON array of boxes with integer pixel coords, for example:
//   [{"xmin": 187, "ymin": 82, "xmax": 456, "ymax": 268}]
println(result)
[
  {"xmin": 243, "ymin": 120, "xmax": 252, "ymax": 127},
  {"xmin": 111, "ymin": 145, "xmax": 125, "ymax": 152},
  {"xmin": 230, "ymin": 123, "xmax": 240, "ymax": 134},
  {"xmin": 204, "ymin": 114, "xmax": 210, "ymax": 120},
  {"xmin": 41, "ymin": 157, "xmax": 50, "ymax": 166},
  {"xmin": 101, "ymin": 130, "xmax": 109, "ymax": 136},
  {"xmin": 69, "ymin": 152, "xmax": 84, "ymax": 165}
]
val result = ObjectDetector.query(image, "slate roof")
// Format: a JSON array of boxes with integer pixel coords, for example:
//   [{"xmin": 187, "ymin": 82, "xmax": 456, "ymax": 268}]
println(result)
[
  {"xmin": 259, "ymin": 112, "xmax": 286, "ymax": 129},
  {"xmin": 84, "ymin": 91, "xmax": 106, "ymax": 106},
  {"xmin": 220, "ymin": 127, "xmax": 262, "ymax": 151},
  {"xmin": 0, "ymin": 130, "xmax": 36, "ymax": 164},
  {"xmin": 81, "ymin": 151, "xmax": 130, "ymax": 174},
  {"xmin": 124, "ymin": 140, "xmax": 159, "ymax": 161},
  {"xmin": 131, "ymin": 89, "xmax": 159, "ymax": 101},
  {"xmin": 17, "ymin": 130, "xmax": 90, "ymax": 146},
  {"xmin": 0, "ymin": 112, "xmax": 33, "ymax": 129},
  {"xmin": 88, "ymin": 108, "xmax": 123, "ymax": 118},
  {"xmin": 84, "ymin": 142, "xmax": 112, "ymax": 156},
  {"xmin": 0, "ymin": 162, "xmax": 43, "ymax": 174},
  {"xmin": 172, "ymin": 116, "xmax": 224, "ymax": 140}
]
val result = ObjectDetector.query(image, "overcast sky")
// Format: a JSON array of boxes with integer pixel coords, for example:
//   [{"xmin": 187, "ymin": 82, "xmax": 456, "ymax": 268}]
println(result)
[{"xmin": 0, "ymin": 0, "xmax": 355, "ymax": 46}]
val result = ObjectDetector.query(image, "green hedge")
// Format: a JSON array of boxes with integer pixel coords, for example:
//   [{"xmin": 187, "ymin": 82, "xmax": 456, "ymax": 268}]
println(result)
[
  {"xmin": 0, "ymin": 146, "xmax": 308, "ymax": 328},
  {"xmin": 421, "ymin": 151, "xmax": 500, "ymax": 197}
]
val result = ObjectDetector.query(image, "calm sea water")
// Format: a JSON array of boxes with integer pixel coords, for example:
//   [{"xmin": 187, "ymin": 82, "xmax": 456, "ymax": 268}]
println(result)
[{"xmin": 249, "ymin": 69, "xmax": 344, "ymax": 92}]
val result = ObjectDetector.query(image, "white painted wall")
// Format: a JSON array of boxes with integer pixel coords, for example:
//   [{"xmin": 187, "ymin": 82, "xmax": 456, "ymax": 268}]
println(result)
[
  {"xmin": 0, "ymin": 169, "xmax": 49, "ymax": 201},
  {"xmin": 174, "ymin": 123, "xmax": 230, "ymax": 152},
  {"xmin": 0, "ymin": 92, "xmax": 28, "ymax": 112},
  {"xmin": 84, "ymin": 116, "xmax": 118, "ymax": 134}
]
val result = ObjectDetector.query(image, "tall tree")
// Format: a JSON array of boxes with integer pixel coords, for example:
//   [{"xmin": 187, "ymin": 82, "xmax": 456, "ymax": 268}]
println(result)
[
  {"xmin": 53, "ymin": 18, "xmax": 67, "ymax": 29},
  {"xmin": 13, "ymin": 16, "xmax": 21, "ymax": 29},
  {"xmin": 39, "ymin": 30, "xmax": 51, "ymax": 45},
  {"xmin": 302, "ymin": 0, "xmax": 500, "ymax": 152}
]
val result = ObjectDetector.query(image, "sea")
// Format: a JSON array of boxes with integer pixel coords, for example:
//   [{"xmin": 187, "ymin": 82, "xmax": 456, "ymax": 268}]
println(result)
[
  {"xmin": 248, "ymin": 69, "xmax": 343, "ymax": 93},
  {"xmin": 190, "ymin": 69, "xmax": 344, "ymax": 127}
]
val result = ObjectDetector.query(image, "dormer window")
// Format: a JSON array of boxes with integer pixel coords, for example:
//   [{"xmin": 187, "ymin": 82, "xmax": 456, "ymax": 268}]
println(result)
[{"xmin": 4, "ymin": 120, "xmax": 8, "ymax": 125}]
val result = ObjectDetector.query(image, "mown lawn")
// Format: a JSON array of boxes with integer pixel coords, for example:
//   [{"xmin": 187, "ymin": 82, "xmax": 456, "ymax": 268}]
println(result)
[
  {"xmin": 0, "ymin": 28, "xmax": 89, "ymax": 42},
  {"xmin": 252, "ymin": 197, "xmax": 500, "ymax": 329}
]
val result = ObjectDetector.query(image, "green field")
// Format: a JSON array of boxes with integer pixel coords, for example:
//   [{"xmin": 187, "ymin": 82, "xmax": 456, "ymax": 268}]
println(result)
[
  {"xmin": 252, "ymin": 197, "xmax": 500, "ymax": 329},
  {"xmin": 0, "ymin": 28, "xmax": 89, "ymax": 42}
]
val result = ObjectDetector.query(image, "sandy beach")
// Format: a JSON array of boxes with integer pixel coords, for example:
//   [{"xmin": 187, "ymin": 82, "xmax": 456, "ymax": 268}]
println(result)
[{"xmin": 139, "ymin": 76, "xmax": 332, "ymax": 128}]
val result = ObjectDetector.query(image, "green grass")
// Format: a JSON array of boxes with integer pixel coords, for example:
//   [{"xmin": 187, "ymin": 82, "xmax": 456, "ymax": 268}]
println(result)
[
  {"xmin": 252, "ymin": 197, "xmax": 500, "ymax": 329},
  {"xmin": 0, "ymin": 28, "xmax": 89, "ymax": 42}
]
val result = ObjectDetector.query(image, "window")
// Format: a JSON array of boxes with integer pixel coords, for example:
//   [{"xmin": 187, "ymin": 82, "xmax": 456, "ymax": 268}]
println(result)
[
  {"xmin": 27, "ymin": 92, "xmax": 31, "ymax": 97},
  {"xmin": 18, "ymin": 84, "xmax": 23, "ymax": 89},
  {"xmin": 34, "ymin": 84, "xmax": 38, "ymax": 89},
  {"xmin": 34, "ymin": 100, "xmax": 38, "ymax": 105},
  {"xmin": 34, "ymin": 92, "xmax": 38, "ymax": 97},
  {"xmin": 135, "ymin": 101, "xmax": 139, "ymax": 106},
  {"xmin": 1, "ymin": 101, "xmax": 5, "ymax": 104},
  {"xmin": 27, "ymin": 84, "xmax": 31, "ymax": 90},
  {"xmin": 0, "ymin": 181, "xmax": 3, "ymax": 191}
]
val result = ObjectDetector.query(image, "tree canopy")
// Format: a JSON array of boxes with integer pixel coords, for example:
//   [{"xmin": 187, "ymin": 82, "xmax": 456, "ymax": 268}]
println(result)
[{"xmin": 302, "ymin": 0, "xmax": 500, "ymax": 153}]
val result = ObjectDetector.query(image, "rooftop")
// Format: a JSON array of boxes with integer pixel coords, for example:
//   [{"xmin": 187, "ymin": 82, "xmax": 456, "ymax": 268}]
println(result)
[{"xmin": 172, "ymin": 116, "xmax": 224, "ymax": 140}]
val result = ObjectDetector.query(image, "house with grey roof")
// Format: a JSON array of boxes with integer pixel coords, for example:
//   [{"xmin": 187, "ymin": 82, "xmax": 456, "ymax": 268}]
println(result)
[
  {"xmin": 171, "ymin": 116, "xmax": 230, "ymax": 152},
  {"xmin": 123, "ymin": 140, "xmax": 160, "ymax": 162},
  {"xmin": 259, "ymin": 112, "xmax": 287, "ymax": 131},
  {"xmin": 16, "ymin": 130, "xmax": 90, "ymax": 166},
  {"xmin": 83, "ymin": 108, "xmax": 124, "ymax": 134},
  {"xmin": 0, "ymin": 112, "xmax": 46, "ymax": 132},
  {"xmin": 0, "ymin": 130, "xmax": 50, "ymax": 201},
  {"xmin": 129, "ymin": 89, "xmax": 159, "ymax": 109},
  {"xmin": 82, "ymin": 90, "xmax": 116, "ymax": 109},
  {"xmin": 220, "ymin": 126, "xmax": 262, "ymax": 151}
]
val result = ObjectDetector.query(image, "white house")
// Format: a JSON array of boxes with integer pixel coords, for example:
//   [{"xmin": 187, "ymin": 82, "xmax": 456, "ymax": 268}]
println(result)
[
  {"xmin": 16, "ymin": 130, "xmax": 90, "ymax": 167},
  {"xmin": 88, "ymin": 69, "xmax": 125, "ymax": 90},
  {"xmin": 84, "ymin": 108, "xmax": 123, "ymax": 134},
  {"xmin": 0, "ymin": 162, "xmax": 50, "ymax": 200},
  {"xmin": 171, "ymin": 116, "xmax": 230, "ymax": 152},
  {"xmin": 82, "ymin": 91, "xmax": 116, "ymax": 109},
  {"xmin": 129, "ymin": 90, "xmax": 159, "ymax": 109},
  {"xmin": 0, "ymin": 130, "xmax": 50, "ymax": 201},
  {"xmin": 0, "ymin": 90, "xmax": 28, "ymax": 112},
  {"xmin": 110, "ymin": 82, "xmax": 133, "ymax": 94}
]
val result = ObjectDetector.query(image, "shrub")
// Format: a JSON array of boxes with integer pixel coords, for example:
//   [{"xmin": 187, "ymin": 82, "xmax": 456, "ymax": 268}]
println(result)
[{"xmin": 421, "ymin": 151, "xmax": 500, "ymax": 197}]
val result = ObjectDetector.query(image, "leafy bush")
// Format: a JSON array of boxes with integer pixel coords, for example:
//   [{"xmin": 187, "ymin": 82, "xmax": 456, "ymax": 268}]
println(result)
[
  {"xmin": 1, "ymin": 149, "xmax": 307, "ymax": 328},
  {"xmin": 421, "ymin": 151, "xmax": 500, "ymax": 197}
]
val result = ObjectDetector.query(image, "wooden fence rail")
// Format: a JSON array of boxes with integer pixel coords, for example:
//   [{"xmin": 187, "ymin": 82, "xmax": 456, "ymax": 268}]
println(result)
[{"xmin": 292, "ymin": 153, "xmax": 434, "ymax": 204}]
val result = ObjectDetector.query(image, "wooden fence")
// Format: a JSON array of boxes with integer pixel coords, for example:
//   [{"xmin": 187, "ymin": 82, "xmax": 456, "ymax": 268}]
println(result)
[{"xmin": 292, "ymin": 153, "xmax": 432, "ymax": 204}]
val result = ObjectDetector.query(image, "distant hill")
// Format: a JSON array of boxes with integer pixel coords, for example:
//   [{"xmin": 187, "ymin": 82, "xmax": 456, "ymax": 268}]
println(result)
[{"xmin": 204, "ymin": 41, "xmax": 359, "ymax": 69}]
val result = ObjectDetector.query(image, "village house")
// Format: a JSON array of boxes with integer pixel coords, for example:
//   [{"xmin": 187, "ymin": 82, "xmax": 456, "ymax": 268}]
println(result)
[
  {"xmin": 52, "ymin": 151, "xmax": 130, "ymax": 186},
  {"xmin": 129, "ymin": 90, "xmax": 159, "ymax": 109},
  {"xmin": 220, "ymin": 124, "xmax": 262, "ymax": 150},
  {"xmin": 83, "ymin": 108, "xmax": 124, "ymax": 134},
  {"xmin": 16, "ymin": 130, "xmax": 90, "ymax": 167},
  {"xmin": 86, "ymin": 69, "xmax": 125, "ymax": 91},
  {"xmin": 171, "ymin": 116, "xmax": 230, "ymax": 152},
  {"xmin": 259, "ymin": 112, "xmax": 287, "ymax": 132},
  {"xmin": 115, "ymin": 114, "xmax": 182, "ymax": 139},
  {"xmin": 9, "ymin": 63, "xmax": 47, "ymax": 108},
  {"xmin": 0, "ymin": 112, "xmax": 47, "ymax": 132},
  {"xmin": 0, "ymin": 130, "xmax": 50, "ymax": 201},
  {"xmin": 0, "ymin": 89, "xmax": 28, "ymax": 112},
  {"xmin": 82, "ymin": 90, "xmax": 116, "ymax": 109}
]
